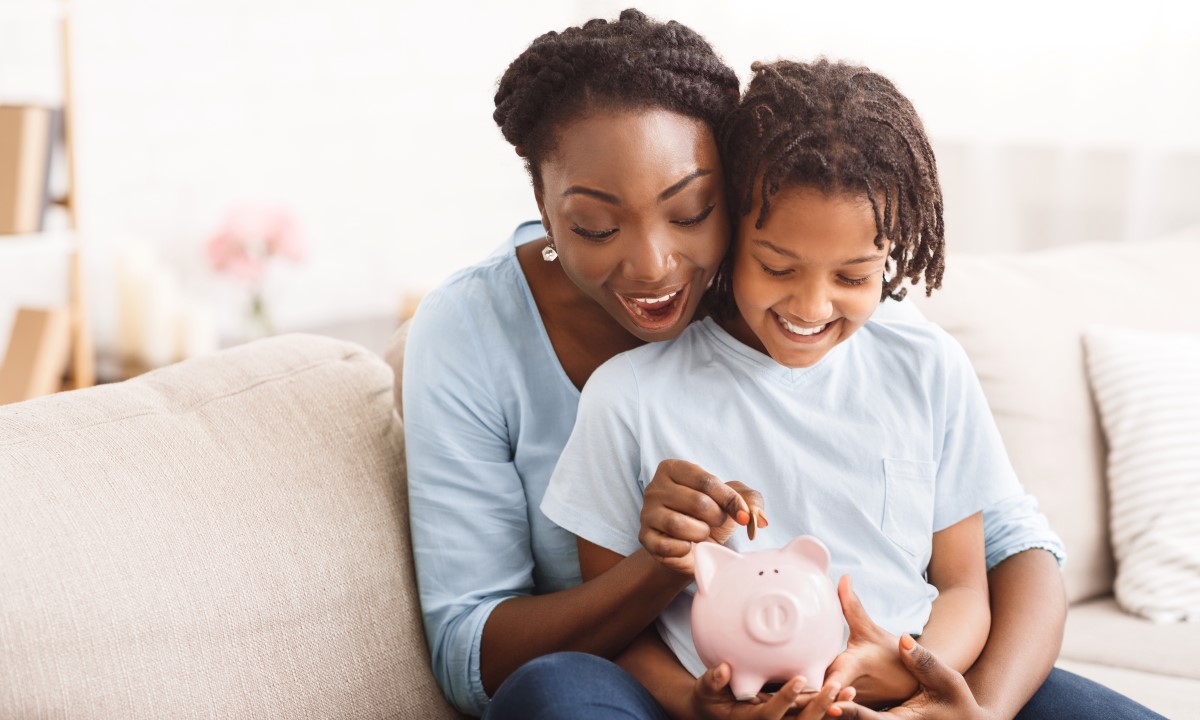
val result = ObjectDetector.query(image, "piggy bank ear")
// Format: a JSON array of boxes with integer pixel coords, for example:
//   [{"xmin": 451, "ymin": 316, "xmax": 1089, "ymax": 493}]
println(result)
[
  {"xmin": 783, "ymin": 535, "xmax": 831, "ymax": 570},
  {"xmin": 694, "ymin": 542, "xmax": 741, "ymax": 594}
]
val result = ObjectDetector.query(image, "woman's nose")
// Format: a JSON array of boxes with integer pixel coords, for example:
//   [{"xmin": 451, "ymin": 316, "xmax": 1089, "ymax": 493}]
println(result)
[{"xmin": 621, "ymin": 232, "xmax": 678, "ymax": 283}]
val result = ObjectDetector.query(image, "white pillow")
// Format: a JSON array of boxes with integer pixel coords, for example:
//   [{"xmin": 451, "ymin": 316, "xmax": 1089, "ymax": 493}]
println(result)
[{"xmin": 1085, "ymin": 326, "xmax": 1200, "ymax": 623}]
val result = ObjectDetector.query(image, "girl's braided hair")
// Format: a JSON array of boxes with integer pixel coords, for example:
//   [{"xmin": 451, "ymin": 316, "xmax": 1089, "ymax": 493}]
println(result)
[
  {"xmin": 494, "ymin": 8, "xmax": 739, "ymax": 189},
  {"xmin": 719, "ymin": 59, "xmax": 945, "ymax": 302}
]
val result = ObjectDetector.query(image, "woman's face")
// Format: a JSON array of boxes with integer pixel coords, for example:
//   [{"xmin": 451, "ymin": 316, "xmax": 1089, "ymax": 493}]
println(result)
[
  {"xmin": 726, "ymin": 185, "xmax": 888, "ymax": 369},
  {"xmin": 535, "ymin": 108, "xmax": 730, "ymax": 342}
]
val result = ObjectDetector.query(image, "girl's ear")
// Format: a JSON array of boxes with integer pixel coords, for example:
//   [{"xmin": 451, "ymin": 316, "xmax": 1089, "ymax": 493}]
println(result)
[
  {"xmin": 783, "ymin": 535, "xmax": 830, "ymax": 571},
  {"xmin": 694, "ymin": 542, "xmax": 741, "ymax": 594}
]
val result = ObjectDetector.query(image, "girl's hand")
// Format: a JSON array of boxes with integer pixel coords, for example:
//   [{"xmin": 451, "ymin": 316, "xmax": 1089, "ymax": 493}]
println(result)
[
  {"xmin": 639, "ymin": 459, "xmax": 765, "ymax": 575},
  {"xmin": 828, "ymin": 636, "xmax": 992, "ymax": 720},
  {"xmin": 823, "ymin": 576, "xmax": 918, "ymax": 707},
  {"xmin": 692, "ymin": 662, "xmax": 856, "ymax": 719}
]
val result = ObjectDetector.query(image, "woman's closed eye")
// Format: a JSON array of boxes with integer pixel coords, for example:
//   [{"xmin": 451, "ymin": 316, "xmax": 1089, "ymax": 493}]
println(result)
[
  {"xmin": 672, "ymin": 204, "xmax": 715, "ymax": 227},
  {"xmin": 838, "ymin": 274, "xmax": 871, "ymax": 286},
  {"xmin": 570, "ymin": 224, "xmax": 617, "ymax": 240}
]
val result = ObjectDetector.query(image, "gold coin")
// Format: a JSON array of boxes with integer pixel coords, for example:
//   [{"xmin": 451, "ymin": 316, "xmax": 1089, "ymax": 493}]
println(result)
[{"xmin": 747, "ymin": 510, "xmax": 758, "ymax": 541}]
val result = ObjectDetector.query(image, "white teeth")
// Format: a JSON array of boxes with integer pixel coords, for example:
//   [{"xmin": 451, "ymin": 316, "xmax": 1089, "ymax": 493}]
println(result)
[
  {"xmin": 627, "ymin": 290, "xmax": 679, "ymax": 306},
  {"xmin": 777, "ymin": 315, "xmax": 827, "ymax": 336}
]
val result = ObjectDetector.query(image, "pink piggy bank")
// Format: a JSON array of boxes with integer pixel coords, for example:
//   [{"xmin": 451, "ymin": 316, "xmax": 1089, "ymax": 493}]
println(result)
[{"xmin": 691, "ymin": 535, "xmax": 844, "ymax": 700}]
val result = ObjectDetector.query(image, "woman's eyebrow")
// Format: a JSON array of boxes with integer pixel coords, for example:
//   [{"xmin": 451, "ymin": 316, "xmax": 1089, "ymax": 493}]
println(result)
[
  {"xmin": 562, "ymin": 186, "xmax": 621, "ymax": 205},
  {"xmin": 561, "ymin": 168, "xmax": 712, "ymax": 207},
  {"xmin": 659, "ymin": 169, "xmax": 712, "ymax": 202}
]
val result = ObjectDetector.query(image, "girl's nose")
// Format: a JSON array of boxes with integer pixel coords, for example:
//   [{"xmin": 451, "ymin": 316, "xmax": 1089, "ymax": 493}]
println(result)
[{"xmin": 788, "ymin": 284, "xmax": 833, "ymax": 323}]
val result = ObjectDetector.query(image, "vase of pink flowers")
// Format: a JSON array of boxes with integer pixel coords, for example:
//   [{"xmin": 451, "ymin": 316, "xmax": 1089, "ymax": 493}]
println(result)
[{"xmin": 206, "ymin": 204, "xmax": 306, "ymax": 343}]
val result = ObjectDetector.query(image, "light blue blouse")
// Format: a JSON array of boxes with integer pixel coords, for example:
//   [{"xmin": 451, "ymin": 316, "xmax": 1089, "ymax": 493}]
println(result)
[{"xmin": 402, "ymin": 222, "xmax": 1065, "ymax": 716}]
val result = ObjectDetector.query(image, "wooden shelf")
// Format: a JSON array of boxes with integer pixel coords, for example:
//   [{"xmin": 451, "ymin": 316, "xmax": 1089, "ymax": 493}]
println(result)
[{"xmin": 0, "ymin": 3, "xmax": 92, "ymax": 404}]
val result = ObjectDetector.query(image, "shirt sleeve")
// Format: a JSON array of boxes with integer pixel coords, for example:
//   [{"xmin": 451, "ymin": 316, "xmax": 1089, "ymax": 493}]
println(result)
[
  {"xmin": 402, "ymin": 288, "xmax": 529, "ymax": 717},
  {"xmin": 932, "ymin": 330, "xmax": 1024, "ymax": 531},
  {"xmin": 541, "ymin": 354, "xmax": 646, "ymax": 558},
  {"xmin": 983, "ymin": 492, "xmax": 1068, "ymax": 571}
]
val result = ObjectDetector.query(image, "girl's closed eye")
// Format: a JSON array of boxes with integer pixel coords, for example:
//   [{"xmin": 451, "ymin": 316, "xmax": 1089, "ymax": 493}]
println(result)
[
  {"xmin": 759, "ymin": 263, "xmax": 792, "ymax": 277},
  {"xmin": 838, "ymin": 274, "xmax": 872, "ymax": 287}
]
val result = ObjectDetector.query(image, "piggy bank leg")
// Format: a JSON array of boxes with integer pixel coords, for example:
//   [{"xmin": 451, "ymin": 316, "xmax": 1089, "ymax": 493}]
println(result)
[
  {"xmin": 799, "ymin": 665, "xmax": 828, "ymax": 693},
  {"xmin": 729, "ymin": 672, "xmax": 767, "ymax": 702}
]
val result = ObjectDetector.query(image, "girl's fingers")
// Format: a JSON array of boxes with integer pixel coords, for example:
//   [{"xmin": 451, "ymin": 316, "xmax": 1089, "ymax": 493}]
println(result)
[
  {"xmin": 837, "ymin": 575, "xmax": 879, "ymax": 637},
  {"xmin": 795, "ymin": 680, "xmax": 844, "ymax": 719},
  {"xmin": 757, "ymin": 676, "xmax": 807, "ymax": 720}
]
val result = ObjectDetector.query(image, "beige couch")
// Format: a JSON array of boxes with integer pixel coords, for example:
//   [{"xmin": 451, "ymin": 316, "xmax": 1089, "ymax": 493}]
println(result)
[
  {"xmin": 2, "ymin": 232, "xmax": 1195, "ymax": 718},
  {"xmin": 1, "ymin": 336, "xmax": 463, "ymax": 719}
]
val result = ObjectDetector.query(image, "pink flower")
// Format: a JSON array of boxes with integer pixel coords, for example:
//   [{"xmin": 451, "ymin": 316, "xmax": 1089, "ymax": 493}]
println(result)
[{"xmin": 206, "ymin": 204, "xmax": 306, "ymax": 285}]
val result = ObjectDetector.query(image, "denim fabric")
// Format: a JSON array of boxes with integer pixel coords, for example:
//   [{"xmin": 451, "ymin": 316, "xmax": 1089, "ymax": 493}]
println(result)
[
  {"xmin": 484, "ymin": 652, "xmax": 669, "ymax": 720},
  {"xmin": 1017, "ymin": 667, "xmax": 1167, "ymax": 720}
]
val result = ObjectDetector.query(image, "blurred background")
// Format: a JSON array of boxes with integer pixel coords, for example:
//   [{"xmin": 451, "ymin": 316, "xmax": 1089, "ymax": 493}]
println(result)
[{"xmin": 1, "ymin": 0, "xmax": 1198, "ymax": 391}]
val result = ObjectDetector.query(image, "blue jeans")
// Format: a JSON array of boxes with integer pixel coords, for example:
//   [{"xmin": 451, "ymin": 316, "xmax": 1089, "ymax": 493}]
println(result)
[
  {"xmin": 485, "ymin": 653, "xmax": 1165, "ymax": 720},
  {"xmin": 1017, "ymin": 667, "xmax": 1167, "ymax": 720},
  {"xmin": 483, "ymin": 652, "xmax": 668, "ymax": 720}
]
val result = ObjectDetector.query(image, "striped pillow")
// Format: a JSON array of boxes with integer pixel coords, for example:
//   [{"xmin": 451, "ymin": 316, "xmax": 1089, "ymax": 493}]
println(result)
[{"xmin": 1085, "ymin": 326, "xmax": 1200, "ymax": 623}]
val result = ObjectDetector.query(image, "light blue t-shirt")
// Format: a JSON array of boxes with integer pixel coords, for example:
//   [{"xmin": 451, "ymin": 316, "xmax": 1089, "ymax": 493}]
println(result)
[
  {"xmin": 542, "ymin": 317, "xmax": 1023, "ymax": 678},
  {"xmin": 403, "ymin": 223, "xmax": 1065, "ymax": 715}
]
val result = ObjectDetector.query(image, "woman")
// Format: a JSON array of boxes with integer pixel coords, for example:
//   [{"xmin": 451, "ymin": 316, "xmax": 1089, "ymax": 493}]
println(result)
[{"xmin": 401, "ymin": 8, "xmax": 1162, "ymax": 720}]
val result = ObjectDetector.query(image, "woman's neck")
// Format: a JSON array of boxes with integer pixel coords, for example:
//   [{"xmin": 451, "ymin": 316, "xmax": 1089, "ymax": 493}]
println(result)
[{"xmin": 517, "ymin": 241, "xmax": 644, "ymax": 389}]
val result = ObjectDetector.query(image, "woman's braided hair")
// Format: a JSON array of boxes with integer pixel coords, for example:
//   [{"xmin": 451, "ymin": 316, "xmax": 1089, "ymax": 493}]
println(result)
[
  {"xmin": 719, "ymin": 59, "xmax": 945, "ymax": 302},
  {"xmin": 494, "ymin": 8, "xmax": 739, "ymax": 190}
]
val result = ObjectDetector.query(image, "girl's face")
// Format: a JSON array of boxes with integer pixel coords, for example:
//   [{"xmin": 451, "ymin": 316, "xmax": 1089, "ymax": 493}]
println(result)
[
  {"xmin": 726, "ymin": 185, "xmax": 889, "ymax": 369},
  {"xmin": 535, "ymin": 108, "xmax": 730, "ymax": 342}
]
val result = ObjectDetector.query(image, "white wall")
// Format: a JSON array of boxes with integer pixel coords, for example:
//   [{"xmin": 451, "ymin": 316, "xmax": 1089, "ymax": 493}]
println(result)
[{"xmin": 2, "ymin": 0, "xmax": 1199, "ymax": 361}]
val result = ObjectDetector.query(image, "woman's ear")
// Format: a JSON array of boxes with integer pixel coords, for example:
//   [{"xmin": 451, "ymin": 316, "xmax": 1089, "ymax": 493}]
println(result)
[{"xmin": 534, "ymin": 188, "xmax": 553, "ymax": 240}]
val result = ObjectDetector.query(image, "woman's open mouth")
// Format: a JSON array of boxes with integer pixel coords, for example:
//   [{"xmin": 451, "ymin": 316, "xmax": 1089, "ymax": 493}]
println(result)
[{"xmin": 615, "ymin": 284, "xmax": 689, "ymax": 333}]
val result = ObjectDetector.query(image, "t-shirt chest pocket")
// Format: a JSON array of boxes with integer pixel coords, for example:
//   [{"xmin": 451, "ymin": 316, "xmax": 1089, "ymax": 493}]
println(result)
[{"xmin": 881, "ymin": 458, "xmax": 937, "ymax": 558}]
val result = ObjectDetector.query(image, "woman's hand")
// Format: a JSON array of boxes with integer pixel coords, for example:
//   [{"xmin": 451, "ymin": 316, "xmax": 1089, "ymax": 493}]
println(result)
[
  {"xmin": 830, "ymin": 635, "xmax": 992, "ymax": 720},
  {"xmin": 823, "ymin": 576, "xmax": 917, "ymax": 707},
  {"xmin": 639, "ymin": 459, "xmax": 765, "ymax": 575},
  {"xmin": 692, "ymin": 662, "xmax": 856, "ymax": 720}
]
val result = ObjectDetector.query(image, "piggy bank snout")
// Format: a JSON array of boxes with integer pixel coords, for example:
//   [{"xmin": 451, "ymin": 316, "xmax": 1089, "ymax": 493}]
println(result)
[{"xmin": 743, "ymin": 591, "xmax": 804, "ymax": 645}]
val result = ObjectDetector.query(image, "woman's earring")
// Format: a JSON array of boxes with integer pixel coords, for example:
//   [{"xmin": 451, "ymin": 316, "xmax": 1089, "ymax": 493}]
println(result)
[{"xmin": 541, "ymin": 233, "xmax": 558, "ymax": 262}]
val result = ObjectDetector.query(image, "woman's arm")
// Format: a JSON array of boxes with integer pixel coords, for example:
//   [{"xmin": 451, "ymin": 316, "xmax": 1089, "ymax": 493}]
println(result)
[
  {"xmin": 920, "ymin": 512, "xmax": 990, "ymax": 673},
  {"xmin": 479, "ymin": 550, "xmax": 690, "ymax": 694},
  {"xmin": 963, "ymin": 547, "xmax": 1065, "ymax": 714}
]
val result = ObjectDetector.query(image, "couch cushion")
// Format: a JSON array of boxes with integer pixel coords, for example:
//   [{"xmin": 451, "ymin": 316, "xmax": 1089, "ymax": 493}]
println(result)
[
  {"xmin": 1062, "ymin": 596, "xmax": 1200, "ymax": 681},
  {"xmin": 1085, "ymin": 326, "xmax": 1200, "ymax": 622},
  {"xmin": 1054, "ymin": 658, "xmax": 1194, "ymax": 720},
  {"xmin": 0, "ymin": 335, "xmax": 462, "ymax": 719},
  {"xmin": 908, "ymin": 226, "xmax": 1200, "ymax": 603}
]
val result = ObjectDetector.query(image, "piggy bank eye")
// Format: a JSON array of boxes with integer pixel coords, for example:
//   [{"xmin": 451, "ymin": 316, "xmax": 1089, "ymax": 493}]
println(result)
[
  {"xmin": 758, "ymin": 571, "xmax": 764, "ymax": 576},
  {"xmin": 774, "ymin": 569, "xmax": 779, "ymax": 574}
]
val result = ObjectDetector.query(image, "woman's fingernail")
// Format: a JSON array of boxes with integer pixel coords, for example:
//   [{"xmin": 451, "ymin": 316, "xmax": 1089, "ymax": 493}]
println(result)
[
  {"xmin": 736, "ymin": 510, "xmax": 750, "ymax": 525},
  {"xmin": 901, "ymin": 633, "xmax": 916, "ymax": 651},
  {"xmin": 758, "ymin": 512, "xmax": 768, "ymax": 527},
  {"xmin": 828, "ymin": 706, "xmax": 843, "ymax": 717}
]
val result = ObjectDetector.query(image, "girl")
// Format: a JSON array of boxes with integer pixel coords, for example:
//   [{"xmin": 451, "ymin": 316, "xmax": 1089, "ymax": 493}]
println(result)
[{"xmin": 541, "ymin": 58, "xmax": 1017, "ymax": 716}]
